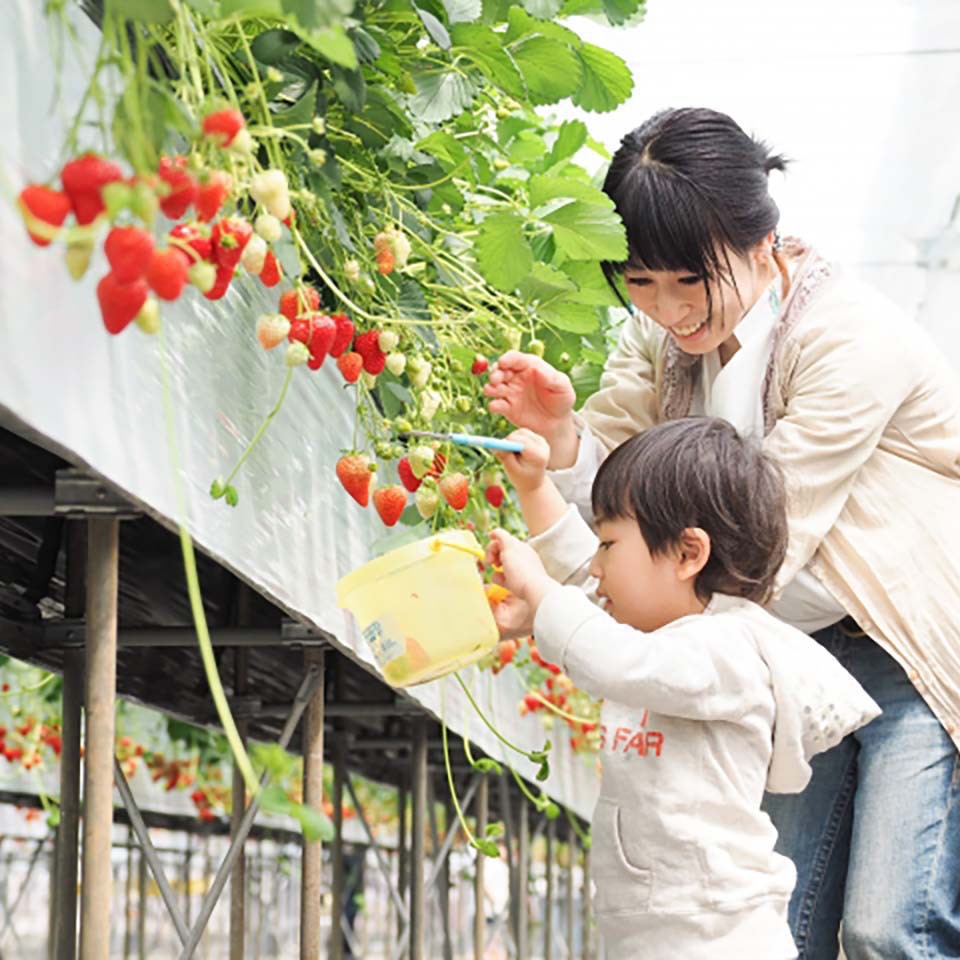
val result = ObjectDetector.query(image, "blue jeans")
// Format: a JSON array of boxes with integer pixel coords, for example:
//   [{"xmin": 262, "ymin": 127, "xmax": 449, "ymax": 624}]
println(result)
[{"xmin": 763, "ymin": 623, "xmax": 960, "ymax": 959}]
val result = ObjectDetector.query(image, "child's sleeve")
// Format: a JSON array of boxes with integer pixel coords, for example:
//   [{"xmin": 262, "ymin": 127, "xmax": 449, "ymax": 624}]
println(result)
[
  {"xmin": 533, "ymin": 586, "xmax": 770, "ymax": 721},
  {"xmin": 528, "ymin": 503, "xmax": 600, "ymax": 590}
]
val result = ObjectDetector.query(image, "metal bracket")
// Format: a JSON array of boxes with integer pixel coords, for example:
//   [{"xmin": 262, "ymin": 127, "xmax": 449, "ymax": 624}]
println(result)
[{"xmin": 53, "ymin": 469, "xmax": 140, "ymax": 518}]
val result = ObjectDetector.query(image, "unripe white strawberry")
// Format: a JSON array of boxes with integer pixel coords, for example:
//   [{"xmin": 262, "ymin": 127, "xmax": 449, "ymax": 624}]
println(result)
[
  {"xmin": 379, "ymin": 330, "xmax": 400, "ymax": 352},
  {"xmin": 250, "ymin": 170, "xmax": 291, "ymax": 221},
  {"xmin": 255, "ymin": 213, "xmax": 283, "ymax": 243},
  {"xmin": 188, "ymin": 261, "xmax": 217, "ymax": 293},
  {"xmin": 285, "ymin": 342, "xmax": 310, "ymax": 367},
  {"xmin": 241, "ymin": 234, "xmax": 268, "ymax": 274},
  {"xmin": 134, "ymin": 297, "xmax": 161, "ymax": 335},
  {"xmin": 386, "ymin": 352, "xmax": 406, "ymax": 377},
  {"xmin": 343, "ymin": 258, "xmax": 361, "ymax": 284},
  {"xmin": 415, "ymin": 484, "xmax": 439, "ymax": 519}
]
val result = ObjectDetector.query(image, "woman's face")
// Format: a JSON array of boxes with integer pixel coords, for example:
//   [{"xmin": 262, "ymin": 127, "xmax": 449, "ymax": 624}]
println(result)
[{"xmin": 622, "ymin": 241, "xmax": 774, "ymax": 355}]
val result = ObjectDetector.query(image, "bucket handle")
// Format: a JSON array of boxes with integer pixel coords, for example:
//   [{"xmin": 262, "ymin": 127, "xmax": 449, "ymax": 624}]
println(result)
[{"xmin": 430, "ymin": 537, "xmax": 504, "ymax": 572}]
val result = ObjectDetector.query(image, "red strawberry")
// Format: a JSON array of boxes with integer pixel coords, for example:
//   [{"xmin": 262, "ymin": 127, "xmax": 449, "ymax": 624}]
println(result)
[
  {"xmin": 354, "ymin": 330, "xmax": 386, "ymax": 375},
  {"xmin": 212, "ymin": 217, "xmax": 252, "ymax": 269},
  {"xmin": 337, "ymin": 352, "xmax": 363, "ymax": 383},
  {"xmin": 157, "ymin": 156, "xmax": 197, "ymax": 220},
  {"xmin": 97, "ymin": 273, "xmax": 149, "ymax": 335},
  {"xmin": 169, "ymin": 222, "xmax": 212, "ymax": 262},
  {"xmin": 146, "ymin": 247, "xmax": 190, "ymax": 301},
  {"xmin": 497, "ymin": 639, "xmax": 517, "ymax": 667},
  {"xmin": 259, "ymin": 250, "xmax": 282, "ymax": 287},
  {"xmin": 104, "ymin": 226, "xmax": 155, "ymax": 283},
  {"xmin": 336, "ymin": 454, "xmax": 374, "ymax": 507},
  {"xmin": 471, "ymin": 354, "xmax": 489, "ymax": 376},
  {"xmin": 61, "ymin": 154, "xmax": 124, "ymax": 225},
  {"xmin": 484, "ymin": 484, "xmax": 505, "ymax": 508},
  {"xmin": 202, "ymin": 108, "xmax": 245, "ymax": 147},
  {"xmin": 17, "ymin": 185, "xmax": 71, "ymax": 246},
  {"xmin": 307, "ymin": 314, "xmax": 337, "ymax": 368},
  {"xmin": 397, "ymin": 457, "xmax": 422, "ymax": 492},
  {"xmin": 203, "ymin": 263, "xmax": 235, "ymax": 301},
  {"xmin": 195, "ymin": 171, "xmax": 232, "ymax": 222},
  {"xmin": 330, "ymin": 313, "xmax": 355, "ymax": 358},
  {"xmin": 439, "ymin": 472, "xmax": 469, "ymax": 511},
  {"xmin": 279, "ymin": 286, "xmax": 320, "ymax": 321},
  {"xmin": 288, "ymin": 318, "xmax": 311, "ymax": 346},
  {"xmin": 373, "ymin": 485, "xmax": 408, "ymax": 527}
]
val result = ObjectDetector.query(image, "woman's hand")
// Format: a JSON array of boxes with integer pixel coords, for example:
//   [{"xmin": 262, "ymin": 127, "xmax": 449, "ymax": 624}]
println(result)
[
  {"xmin": 484, "ymin": 352, "xmax": 579, "ymax": 467},
  {"xmin": 486, "ymin": 529, "xmax": 557, "ymax": 611},
  {"xmin": 495, "ymin": 429, "xmax": 551, "ymax": 495}
]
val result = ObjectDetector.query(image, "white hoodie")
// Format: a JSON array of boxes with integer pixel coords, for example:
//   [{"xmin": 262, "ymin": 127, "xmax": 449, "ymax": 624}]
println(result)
[{"xmin": 531, "ymin": 507, "xmax": 881, "ymax": 960}]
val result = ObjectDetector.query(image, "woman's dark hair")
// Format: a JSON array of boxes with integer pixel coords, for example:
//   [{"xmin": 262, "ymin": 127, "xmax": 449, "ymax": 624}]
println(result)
[
  {"xmin": 601, "ymin": 107, "xmax": 788, "ymax": 300},
  {"xmin": 591, "ymin": 417, "xmax": 788, "ymax": 605}
]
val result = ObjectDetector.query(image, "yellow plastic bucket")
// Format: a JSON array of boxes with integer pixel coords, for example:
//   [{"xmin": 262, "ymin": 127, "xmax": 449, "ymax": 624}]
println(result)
[{"xmin": 336, "ymin": 529, "xmax": 499, "ymax": 687}]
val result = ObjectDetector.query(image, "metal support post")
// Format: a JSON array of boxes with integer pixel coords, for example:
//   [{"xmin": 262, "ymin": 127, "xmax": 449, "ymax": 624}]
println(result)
[
  {"xmin": 330, "ymin": 664, "xmax": 346, "ymax": 960},
  {"xmin": 79, "ymin": 518, "xmax": 119, "ymax": 960},
  {"xmin": 473, "ymin": 775, "xmax": 488, "ymax": 960},
  {"xmin": 230, "ymin": 647, "xmax": 249, "ymax": 960},
  {"xmin": 53, "ymin": 522, "xmax": 85, "ymax": 960},
  {"xmin": 409, "ymin": 720, "xmax": 427, "ymax": 960},
  {"xmin": 582, "ymin": 844, "xmax": 592, "ymax": 960},
  {"xmin": 300, "ymin": 647, "xmax": 325, "ymax": 960},
  {"xmin": 565, "ymin": 821, "xmax": 575, "ymax": 959},
  {"xmin": 517, "ymin": 799, "xmax": 529, "ymax": 960},
  {"xmin": 545, "ymin": 817, "xmax": 555, "ymax": 960}
]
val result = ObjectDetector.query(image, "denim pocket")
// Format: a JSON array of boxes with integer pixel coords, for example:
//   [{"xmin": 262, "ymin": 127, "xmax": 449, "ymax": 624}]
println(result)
[{"xmin": 591, "ymin": 797, "xmax": 653, "ymax": 916}]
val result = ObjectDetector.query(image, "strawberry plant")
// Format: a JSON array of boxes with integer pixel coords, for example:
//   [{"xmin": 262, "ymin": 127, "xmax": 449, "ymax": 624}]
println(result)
[{"xmin": 11, "ymin": 0, "xmax": 645, "ymax": 826}]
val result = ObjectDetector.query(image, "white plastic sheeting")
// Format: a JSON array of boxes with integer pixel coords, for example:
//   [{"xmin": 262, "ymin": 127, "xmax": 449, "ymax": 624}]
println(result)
[
  {"xmin": 0, "ymin": 1, "xmax": 598, "ymax": 816},
  {"xmin": 563, "ymin": 0, "xmax": 960, "ymax": 366}
]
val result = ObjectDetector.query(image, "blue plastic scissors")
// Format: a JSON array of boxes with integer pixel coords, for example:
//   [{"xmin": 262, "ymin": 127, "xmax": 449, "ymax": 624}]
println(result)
[{"xmin": 401, "ymin": 430, "xmax": 525, "ymax": 453}]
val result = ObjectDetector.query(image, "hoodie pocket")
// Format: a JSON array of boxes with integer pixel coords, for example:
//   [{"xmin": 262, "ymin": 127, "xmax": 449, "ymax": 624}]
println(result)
[{"xmin": 591, "ymin": 797, "xmax": 652, "ymax": 916}]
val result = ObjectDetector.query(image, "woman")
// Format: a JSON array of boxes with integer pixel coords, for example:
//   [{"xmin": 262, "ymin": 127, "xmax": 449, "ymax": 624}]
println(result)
[{"xmin": 485, "ymin": 107, "xmax": 960, "ymax": 959}]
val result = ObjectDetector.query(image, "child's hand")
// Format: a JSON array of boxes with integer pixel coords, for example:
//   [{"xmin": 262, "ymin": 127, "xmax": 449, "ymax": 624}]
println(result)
[
  {"xmin": 494, "ymin": 428, "xmax": 551, "ymax": 495},
  {"xmin": 488, "ymin": 588, "xmax": 535, "ymax": 641},
  {"xmin": 486, "ymin": 528, "xmax": 557, "ymax": 610}
]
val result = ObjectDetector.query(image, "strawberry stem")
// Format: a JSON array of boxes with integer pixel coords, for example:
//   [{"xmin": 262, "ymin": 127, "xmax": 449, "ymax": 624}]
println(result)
[
  {"xmin": 454, "ymin": 672, "xmax": 545, "ymax": 764},
  {"xmin": 221, "ymin": 367, "xmax": 294, "ymax": 489}
]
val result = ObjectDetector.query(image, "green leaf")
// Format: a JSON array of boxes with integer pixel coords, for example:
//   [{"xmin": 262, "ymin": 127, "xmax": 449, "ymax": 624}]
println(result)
[
  {"xmin": 443, "ymin": 0, "xmax": 482, "ymax": 22},
  {"xmin": 251, "ymin": 28, "xmax": 302, "ymax": 64},
  {"xmin": 210, "ymin": 478, "xmax": 226, "ymax": 499},
  {"xmin": 602, "ymin": 0, "xmax": 644, "ymax": 24},
  {"xmin": 517, "ymin": 262, "xmax": 576, "ymax": 302},
  {"xmin": 571, "ymin": 361, "xmax": 602, "ymax": 400},
  {"xmin": 560, "ymin": 260, "xmax": 620, "ymax": 305},
  {"xmin": 417, "ymin": 131, "xmax": 467, "ymax": 169},
  {"xmin": 473, "ymin": 757, "xmax": 503, "ymax": 774},
  {"xmin": 294, "ymin": 801, "xmax": 336, "ymax": 842},
  {"xmin": 522, "ymin": 0, "xmax": 561, "ymax": 18},
  {"xmin": 539, "ymin": 299, "xmax": 599, "ymax": 333},
  {"xmin": 224, "ymin": 485, "xmax": 239, "ymax": 507},
  {"xmin": 106, "ymin": 0, "xmax": 174, "ymax": 21},
  {"xmin": 220, "ymin": 0, "xmax": 282, "ymax": 15},
  {"xmin": 543, "ymin": 201, "xmax": 627, "ymax": 261},
  {"xmin": 528, "ymin": 174, "xmax": 613, "ymax": 211},
  {"xmin": 398, "ymin": 279, "xmax": 431, "ymax": 322},
  {"xmin": 545, "ymin": 119, "xmax": 588, "ymax": 168},
  {"xmin": 508, "ymin": 131, "xmax": 546, "ymax": 164},
  {"xmin": 399, "ymin": 503, "xmax": 424, "ymax": 526},
  {"xmin": 505, "ymin": 6, "xmax": 580, "ymax": 45},
  {"xmin": 272, "ymin": 80, "xmax": 319, "ymax": 127},
  {"xmin": 414, "ymin": 4, "xmax": 452, "ymax": 49},
  {"xmin": 46, "ymin": 806, "xmax": 61, "ymax": 829},
  {"xmin": 350, "ymin": 27, "xmax": 382, "ymax": 63},
  {"xmin": 282, "ymin": 0, "xmax": 354, "ymax": 30},
  {"xmin": 572, "ymin": 43, "xmax": 634, "ymax": 113},
  {"xmin": 474, "ymin": 212, "xmax": 533, "ymax": 292},
  {"xmin": 331, "ymin": 65, "xmax": 367, "ymax": 112},
  {"xmin": 303, "ymin": 26, "xmax": 359, "ymax": 68},
  {"xmin": 450, "ymin": 24, "xmax": 525, "ymax": 100},
  {"xmin": 409, "ymin": 70, "xmax": 477, "ymax": 123},
  {"xmin": 508, "ymin": 36, "xmax": 582, "ymax": 106},
  {"xmin": 485, "ymin": 820, "xmax": 505, "ymax": 838}
]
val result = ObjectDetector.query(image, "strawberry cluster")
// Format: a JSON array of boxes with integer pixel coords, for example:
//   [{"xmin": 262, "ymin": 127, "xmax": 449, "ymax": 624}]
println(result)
[{"xmin": 16, "ymin": 108, "xmax": 289, "ymax": 337}]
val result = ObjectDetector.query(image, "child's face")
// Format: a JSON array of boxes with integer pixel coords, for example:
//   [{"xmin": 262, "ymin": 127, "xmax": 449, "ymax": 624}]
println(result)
[{"xmin": 590, "ymin": 516, "xmax": 703, "ymax": 632}]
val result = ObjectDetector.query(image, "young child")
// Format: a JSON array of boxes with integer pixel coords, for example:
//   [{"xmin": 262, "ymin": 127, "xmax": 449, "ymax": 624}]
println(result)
[{"xmin": 486, "ymin": 417, "xmax": 880, "ymax": 960}]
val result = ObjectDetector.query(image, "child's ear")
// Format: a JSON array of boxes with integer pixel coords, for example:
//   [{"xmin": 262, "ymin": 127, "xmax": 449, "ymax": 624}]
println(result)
[{"xmin": 676, "ymin": 527, "xmax": 711, "ymax": 582}]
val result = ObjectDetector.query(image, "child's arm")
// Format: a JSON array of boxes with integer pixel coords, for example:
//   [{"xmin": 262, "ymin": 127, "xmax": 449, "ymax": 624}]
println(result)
[
  {"xmin": 489, "ymin": 527, "xmax": 767, "ymax": 721},
  {"xmin": 495, "ymin": 428, "xmax": 568, "ymax": 535}
]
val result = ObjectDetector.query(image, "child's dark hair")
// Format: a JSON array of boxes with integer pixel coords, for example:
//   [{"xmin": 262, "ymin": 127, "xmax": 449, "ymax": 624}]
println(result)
[
  {"xmin": 601, "ymin": 107, "xmax": 788, "ymax": 303},
  {"xmin": 591, "ymin": 417, "xmax": 788, "ymax": 605}
]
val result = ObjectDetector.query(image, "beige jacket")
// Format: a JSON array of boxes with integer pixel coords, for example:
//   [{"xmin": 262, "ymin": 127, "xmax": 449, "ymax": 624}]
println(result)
[{"xmin": 553, "ymin": 242, "xmax": 960, "ymax": 752}]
